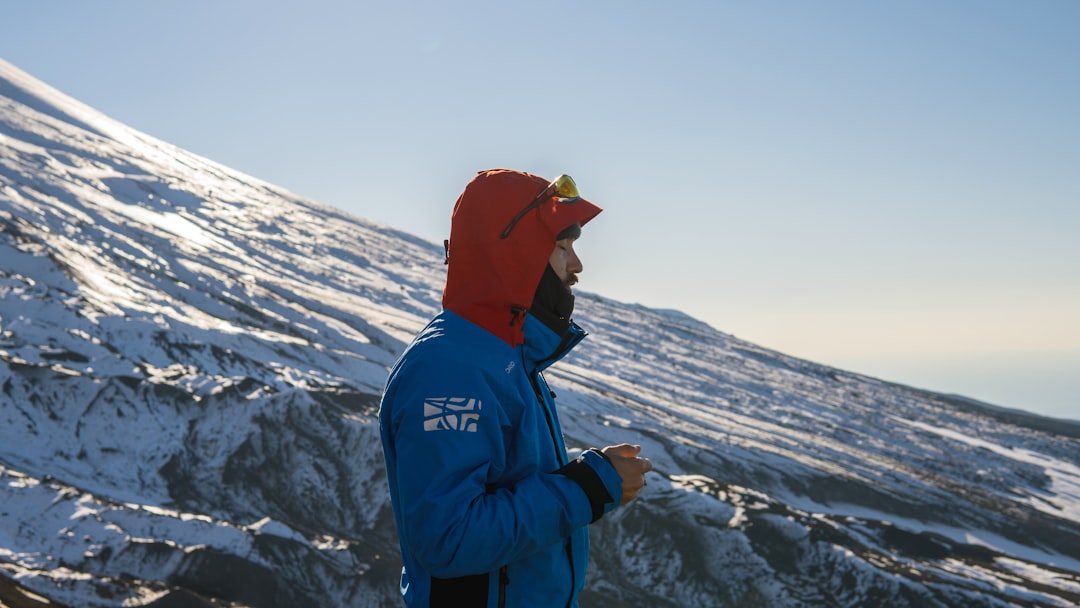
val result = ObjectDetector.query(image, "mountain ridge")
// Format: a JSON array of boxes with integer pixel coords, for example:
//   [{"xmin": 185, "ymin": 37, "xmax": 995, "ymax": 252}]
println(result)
[{"xmin": 2, "ymin": 58, "xmax": 1078, "ymax": 607}]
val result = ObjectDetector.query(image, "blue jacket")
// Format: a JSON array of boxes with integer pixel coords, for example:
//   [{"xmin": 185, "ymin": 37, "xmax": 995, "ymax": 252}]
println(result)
[{"xmin": 379, "ymin": 309, "xmax": 623, "ymax": 607}]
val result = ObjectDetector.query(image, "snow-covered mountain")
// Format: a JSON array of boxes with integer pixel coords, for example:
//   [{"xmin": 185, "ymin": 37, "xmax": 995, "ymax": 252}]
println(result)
[{"xmin": 1, "ymin": 58, "xmax": 1078, "ymax": 607}]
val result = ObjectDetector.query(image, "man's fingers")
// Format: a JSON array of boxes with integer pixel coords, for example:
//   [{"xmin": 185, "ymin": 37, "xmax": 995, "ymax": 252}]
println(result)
[
  {"xmin": 601, "ymin": 444, "xmax": 654, "ymax": 504},
  {"xmin": 605, "ymin": 443, "xmax": 641, "ymax": 457}
]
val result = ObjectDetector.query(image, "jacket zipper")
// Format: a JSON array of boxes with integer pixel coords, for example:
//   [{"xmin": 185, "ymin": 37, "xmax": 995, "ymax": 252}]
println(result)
[
  {"xmin": 526, "ymin": 328, "xmax": 582, "ymax": 464},
  {"xmin": 498, "ymin": 565, "xmax": 509, "ymax": 608},
  {"xmin": 521, "ymin": 325, "xmax": 586, "ymax": 607},
  {"xmin": 527, "ymin": 367, "xmax": 564, "ymax": 464}
]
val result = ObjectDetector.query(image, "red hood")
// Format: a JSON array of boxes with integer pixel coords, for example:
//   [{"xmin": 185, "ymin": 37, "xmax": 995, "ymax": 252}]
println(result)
[{"xmin": 442, "ymin": 168, "xmax": 603, "ymax": 346}]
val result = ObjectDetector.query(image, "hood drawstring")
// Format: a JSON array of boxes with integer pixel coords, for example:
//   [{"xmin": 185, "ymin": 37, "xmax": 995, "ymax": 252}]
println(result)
[
  {"xmin": 508, "ymin": 306, "xmax": 529, "ymax": 347},
  {"xmin": 509, "ymin": 306, "xmax": 527, "ymax": 327}
]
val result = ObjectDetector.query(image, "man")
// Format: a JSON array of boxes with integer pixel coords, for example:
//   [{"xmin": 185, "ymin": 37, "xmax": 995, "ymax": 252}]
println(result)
[{"xmin": 379, "ymin": 168, "xmax": 652, "ymax": 607}]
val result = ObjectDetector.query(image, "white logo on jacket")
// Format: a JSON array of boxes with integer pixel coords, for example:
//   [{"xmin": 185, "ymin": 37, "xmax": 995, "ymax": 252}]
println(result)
[{"xmin": 423, "ymin": 397, "xmax": 482, "ymax": 432}]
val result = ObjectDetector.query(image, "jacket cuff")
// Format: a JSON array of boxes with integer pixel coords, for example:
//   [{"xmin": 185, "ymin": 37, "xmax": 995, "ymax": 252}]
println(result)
[{"xmin": 556, "ymin": 449, "xmax": 621, "ymax": 523}]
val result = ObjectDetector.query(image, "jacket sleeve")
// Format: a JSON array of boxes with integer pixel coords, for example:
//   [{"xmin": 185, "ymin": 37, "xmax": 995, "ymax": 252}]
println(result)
[{"xmin": 382, "ymin": 354, "xmax": 621, "ymax": 578}]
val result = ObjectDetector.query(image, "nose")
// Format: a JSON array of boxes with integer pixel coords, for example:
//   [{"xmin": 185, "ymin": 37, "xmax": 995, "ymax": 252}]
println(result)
[{"xmin": 567, "ymin": 248, "xmax": 583, "ymax": 275}]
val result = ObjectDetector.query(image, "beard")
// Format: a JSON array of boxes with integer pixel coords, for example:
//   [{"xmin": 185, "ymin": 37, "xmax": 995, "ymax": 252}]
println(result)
[{"xmin": 531, "ymin": 264, "xmax": 577, "ymax": 335}]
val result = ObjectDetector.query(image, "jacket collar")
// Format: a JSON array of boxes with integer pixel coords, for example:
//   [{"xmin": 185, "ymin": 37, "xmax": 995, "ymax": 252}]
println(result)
[{"xmin": 521, "ymin": 312, "xmax": 587, "ymax": 373}]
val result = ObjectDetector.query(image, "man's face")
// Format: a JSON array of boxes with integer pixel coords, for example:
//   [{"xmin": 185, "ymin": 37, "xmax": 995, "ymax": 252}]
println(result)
[{"xmin": 549, "ymin": 237, "xmax": 583, "ymax": 290}]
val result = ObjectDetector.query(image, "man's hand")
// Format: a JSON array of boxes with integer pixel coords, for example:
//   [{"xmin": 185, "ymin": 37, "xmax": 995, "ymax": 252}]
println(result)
[{"xmin": 601, "ymin": 444, "xmax": 653, "ymax": 505}]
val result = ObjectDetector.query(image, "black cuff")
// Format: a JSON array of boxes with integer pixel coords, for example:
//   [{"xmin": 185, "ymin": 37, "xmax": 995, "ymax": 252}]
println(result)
[{"xmin": 556, "ymin": 449, "xmax": 615, "ymax": 523}]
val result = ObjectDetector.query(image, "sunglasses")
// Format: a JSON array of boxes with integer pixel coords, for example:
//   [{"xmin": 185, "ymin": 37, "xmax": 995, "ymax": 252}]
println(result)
[{"xmin": 499, "ymin": 174, "xmax": 580, "ymax": 239}]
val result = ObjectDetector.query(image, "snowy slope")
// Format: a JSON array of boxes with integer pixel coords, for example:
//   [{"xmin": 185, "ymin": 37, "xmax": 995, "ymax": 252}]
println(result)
[{"xmin": 1, "ymin": 58, "xmax": 1078, "ymax": 607}]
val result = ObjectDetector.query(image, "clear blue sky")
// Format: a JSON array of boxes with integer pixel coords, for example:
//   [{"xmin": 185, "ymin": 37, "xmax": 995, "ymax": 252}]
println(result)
[{"xmin": 3, "ymin": 1, "xmax": 1078, "ymax": 420}]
